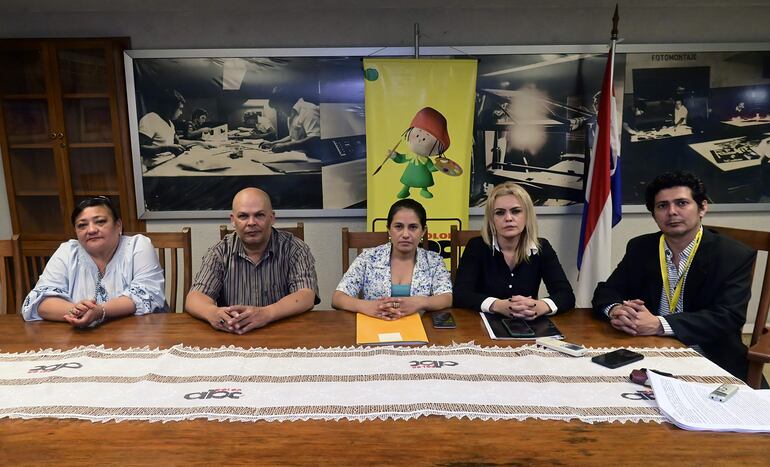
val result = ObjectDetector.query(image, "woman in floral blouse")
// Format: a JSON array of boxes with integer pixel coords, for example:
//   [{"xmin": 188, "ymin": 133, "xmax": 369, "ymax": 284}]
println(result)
[{"xmin": 332, "ymin": 199, "xmax": 452, "ymax": 320}]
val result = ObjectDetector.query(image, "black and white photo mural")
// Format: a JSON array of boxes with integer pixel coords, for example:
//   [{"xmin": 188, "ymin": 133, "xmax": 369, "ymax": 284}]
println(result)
[
  {"xmin": 125, "ymin": 46, "xmax": 770, "ymax": 218},
  {"xmin": 621, "ymin": 49, "xmax": 770, "ymax": 205},
  {"xmin": 468, "ymin": 51, "xmax": 625, "ymax": 208},
  {"xmin": 127, "ymin": 53, "xmax": 366, "ymax": 215}
]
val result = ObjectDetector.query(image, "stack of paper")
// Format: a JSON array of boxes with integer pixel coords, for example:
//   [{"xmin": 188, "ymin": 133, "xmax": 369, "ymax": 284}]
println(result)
[{"xmin": 648, "ymin": 371, "xmax": 770, "ymax": 433}]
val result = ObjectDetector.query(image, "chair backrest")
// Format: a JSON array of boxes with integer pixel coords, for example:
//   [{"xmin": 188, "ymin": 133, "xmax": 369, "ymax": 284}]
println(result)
[
  {"xmin": 127, "ymin": 229, "xmax": 192, "ymax": 313},
  {"xmin": 341, "ymin": 227, "xmax": 430, "ymax": 274},
  {"xmin": 0, "ymin": 235, "xmax": 21, "ymax": 314},
  {"xmin": 450, "ymin": 226, "xmax": 481, "ymax": 282},
  {"xmin": 706, "ymin": 225, "xmax": 770, "ymax": 346},
  {"xmin": 219, "ymin": 223, "xmax": 305, "ymax": 241},
  {"xmin": 341, "ymin": 228, "xmax": 388, "ymax": 274},
  {"xmin": 18, "ymin": 237, "xmax": 65, "ymax": 308}
]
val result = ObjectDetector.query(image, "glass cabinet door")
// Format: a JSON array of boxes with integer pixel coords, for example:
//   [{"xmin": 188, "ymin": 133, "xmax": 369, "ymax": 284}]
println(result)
[
  {"xmin": 57, "ymin": 46, "xmax": 121, "ymax": 209},
  {"xmin": 0, "ymin": 39, "xmax": 134, "ymax": 237},
  {"xmin": 0, "ymin": 47, "xmax": 65, "ymax": 235}
]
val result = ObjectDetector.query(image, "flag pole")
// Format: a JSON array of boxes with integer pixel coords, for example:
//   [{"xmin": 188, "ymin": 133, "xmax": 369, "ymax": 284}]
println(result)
[{"xmin": 575, "ymin": 4, "xmax": 622, "ymax": 307}]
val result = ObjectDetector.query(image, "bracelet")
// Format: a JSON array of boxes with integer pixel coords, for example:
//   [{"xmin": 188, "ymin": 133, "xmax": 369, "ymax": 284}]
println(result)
[
  {"xmin": 97, "ymin": 304, "xmax": 107, "ymax": 324},
  {"xmin": 89, "ymin": 304, "xmax": 107, "ymax": 328}
]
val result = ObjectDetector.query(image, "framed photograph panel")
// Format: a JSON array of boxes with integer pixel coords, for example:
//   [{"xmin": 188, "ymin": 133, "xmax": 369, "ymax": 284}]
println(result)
[{"xmin": 125, "ymin": 44, "xmax": 770, "ymax": 219}]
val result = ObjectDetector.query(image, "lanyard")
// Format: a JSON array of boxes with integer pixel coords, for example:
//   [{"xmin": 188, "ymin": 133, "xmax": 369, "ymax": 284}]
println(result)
[{"xmin": 659, "ymin": 228, "xmax": 702, "ymax": 313}]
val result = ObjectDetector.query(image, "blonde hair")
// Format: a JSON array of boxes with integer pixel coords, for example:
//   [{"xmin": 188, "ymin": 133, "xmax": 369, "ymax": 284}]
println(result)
[{"xmin": 481, "ymin": 182, "xmax": 540, "ymax": 266}]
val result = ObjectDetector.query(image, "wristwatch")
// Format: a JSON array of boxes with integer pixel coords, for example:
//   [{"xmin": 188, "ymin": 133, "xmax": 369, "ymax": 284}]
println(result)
[{"xmin": 606, "ymin": 303, "xmax": 623, "ymax": 318}]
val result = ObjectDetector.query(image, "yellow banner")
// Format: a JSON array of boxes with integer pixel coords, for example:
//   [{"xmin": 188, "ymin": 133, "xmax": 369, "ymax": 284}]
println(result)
[{"xmin": 364, "ymin": 58, "xmax": 477, "ymax": 260}]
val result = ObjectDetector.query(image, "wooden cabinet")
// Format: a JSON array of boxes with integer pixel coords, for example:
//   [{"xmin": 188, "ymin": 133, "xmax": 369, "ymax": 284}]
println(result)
[{"xmin": 0, "ymin": 38, "xmax": 142, "ymax": 238}]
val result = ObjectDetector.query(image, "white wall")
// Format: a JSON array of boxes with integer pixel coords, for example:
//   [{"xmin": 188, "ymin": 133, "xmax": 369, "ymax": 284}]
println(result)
[
  {"xmin": 1, "ymin": 0, "xmax": 769, "ymax": 326},
  {"xmin": 2, "ymin": 1, "xmax": 770, "ymax": 47}
]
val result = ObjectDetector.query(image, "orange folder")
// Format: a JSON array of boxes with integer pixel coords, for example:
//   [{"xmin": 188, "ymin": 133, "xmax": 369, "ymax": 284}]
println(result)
[{"xmin": 355, "ymin": 313, "xmax": 429, "ymax": 346}]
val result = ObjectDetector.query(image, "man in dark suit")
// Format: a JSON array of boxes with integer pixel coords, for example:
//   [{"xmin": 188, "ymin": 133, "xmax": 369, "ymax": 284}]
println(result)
[{"xmin": 592, "ymin": 171, "xmax": 756, "ymax": 380}]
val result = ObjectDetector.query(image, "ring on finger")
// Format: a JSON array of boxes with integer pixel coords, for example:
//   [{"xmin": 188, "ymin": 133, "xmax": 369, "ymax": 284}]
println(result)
[{"xmin": 219, "ymin": 318, "xmax": 226, "ymax": 325}]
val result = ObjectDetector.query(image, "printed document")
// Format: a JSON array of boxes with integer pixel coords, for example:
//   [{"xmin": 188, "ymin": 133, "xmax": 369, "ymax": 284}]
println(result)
[{"xmin": 648, "ymin": 371, "xmax": 770, "ymax": 433}]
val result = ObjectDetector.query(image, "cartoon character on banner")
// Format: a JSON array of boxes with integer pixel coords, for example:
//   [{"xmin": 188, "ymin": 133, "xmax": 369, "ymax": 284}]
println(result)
[{"xmin": 372, "ymin": 107, "xmax": 463, "ymax": 199}]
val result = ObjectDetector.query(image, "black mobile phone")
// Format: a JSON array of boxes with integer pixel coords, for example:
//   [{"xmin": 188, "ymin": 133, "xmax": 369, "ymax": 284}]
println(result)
[
  {"xmin": 431, "ymin": 312, "xmax": 457, "ymax": 329},
  {"xmin": 501, "ymin": 318, "xmax": 535, "ymax": 338},
  {"xmin": 591, "ymin": 349, "xmax": 644, "ymax": 369}
]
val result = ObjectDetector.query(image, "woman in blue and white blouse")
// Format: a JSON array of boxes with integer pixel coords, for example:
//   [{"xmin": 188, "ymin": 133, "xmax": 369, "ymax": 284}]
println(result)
[
  {"xmin": 332, "ymin": 199, "xmax": 452, "ymax": 320},
  {"xmin": 21, "ymin": 196, "xmax": 167, "ymax": 327}
]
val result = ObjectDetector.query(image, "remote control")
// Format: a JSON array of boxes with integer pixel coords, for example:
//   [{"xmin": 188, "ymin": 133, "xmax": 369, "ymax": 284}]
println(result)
[{"xmin": 535, "ymin": 337, "xmax": 587, "ymax": 357}]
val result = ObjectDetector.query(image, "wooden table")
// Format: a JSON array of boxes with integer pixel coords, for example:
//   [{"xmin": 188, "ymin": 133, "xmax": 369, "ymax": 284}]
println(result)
[{"xmin": 0, "ymin": 309, "xmax": 767, "ymax": 466}]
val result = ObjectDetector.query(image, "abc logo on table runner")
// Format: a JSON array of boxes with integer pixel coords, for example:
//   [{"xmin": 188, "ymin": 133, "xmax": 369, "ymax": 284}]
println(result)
[
  {"xmin": 409, "ymin": 360, "xmax": 458, "ymax": 369},
  {"xmin": 621, "ymin": 390, "xmax": 655, "ymax": 401},
  {"xmin": 184, "ymin": 388, "xmax": 243, "ymax": 400},
  {"xmin": 28, "ymin": 362, "xmax": 82, "ymax": 373}
]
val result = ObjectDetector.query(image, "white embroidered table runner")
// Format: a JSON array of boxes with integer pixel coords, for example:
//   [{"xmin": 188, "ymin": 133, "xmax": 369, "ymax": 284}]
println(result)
[{"xmin": 0, "ymin": 343, "xmax": 739, "ymax": 423}]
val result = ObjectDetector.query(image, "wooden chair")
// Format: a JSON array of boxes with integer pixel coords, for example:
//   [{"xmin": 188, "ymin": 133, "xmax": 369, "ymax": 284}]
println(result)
[
  {"xmin": 341, "ymin": 228, "xmax": 388, "ymax": 274},
  {"xmin": 341, "ymin": 227, "xmax": 430, "ymax": 273},
  {"xmin": 449, "ymin": 226, "xmax": 481, "ymax": 282},
  {"xmin": 706, "ymin": 225, "xmax": 770, "ymax": 388},
  {"xmin": 128, "ymin": 228, "xmax": 193, "ymax": 313},
  {"xmin": 0, "ymin": 235, "xmax": 21, "ymax": 314},
  {"xmin": 18, "ymin": 237, "xmax": 66, "ymax": 308},
  {"xmin": 219, "ymin": 222, "xmax": 305, "ymax": 241}
]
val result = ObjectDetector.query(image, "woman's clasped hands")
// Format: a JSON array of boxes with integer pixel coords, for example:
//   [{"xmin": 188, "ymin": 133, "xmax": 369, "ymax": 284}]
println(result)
[
  {"xmin": 63, "ymin": 299, "xmax": 105, "ymax": 328},
  {"xmin": 362, "ymin": 297, "xmax": 426, "ymax": 321}
]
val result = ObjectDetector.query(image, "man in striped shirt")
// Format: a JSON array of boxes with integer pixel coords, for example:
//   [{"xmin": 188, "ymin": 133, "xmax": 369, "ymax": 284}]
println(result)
[
  {"xmin": 186, "ymin": 188, "xmax": 319, "ymax": 334},
  {"xmin": 592, "ymin": 172, "xmax": 755, "ymax": 380}
]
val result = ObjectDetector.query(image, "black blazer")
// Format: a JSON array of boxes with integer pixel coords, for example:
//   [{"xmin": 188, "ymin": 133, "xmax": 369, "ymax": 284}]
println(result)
[
  {"xmin": 453, "ymin": 236, "xmax": 575, "ymax": 313},
  {"xmin": 592, "ymin": 228, "xmax": 756, "ymax": 380}
]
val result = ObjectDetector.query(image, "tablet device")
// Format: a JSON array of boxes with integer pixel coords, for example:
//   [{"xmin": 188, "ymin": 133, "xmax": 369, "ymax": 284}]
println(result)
[{"xmin": 501, "ymin": 318, "xmax": 535, "ymax": 338}]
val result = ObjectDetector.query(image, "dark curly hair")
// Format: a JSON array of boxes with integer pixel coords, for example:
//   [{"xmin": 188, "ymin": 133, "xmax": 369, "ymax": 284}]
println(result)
[
  {"xmin": 191, "ymin": 108, "xmax": 208, "ymax": 121},
  {"xmin": 644, "ymin": 171, "xmax": 707, "ymax": 212}
]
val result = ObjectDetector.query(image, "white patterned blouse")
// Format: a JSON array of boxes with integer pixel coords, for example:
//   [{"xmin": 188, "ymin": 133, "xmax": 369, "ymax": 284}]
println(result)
[
  {"xmin": 335, "ymin": 243, "xmax": 452, "ymax": 300},
  {"xmin": 21, "ymin": 234, "xmax": 167, "ymax": 321}
]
